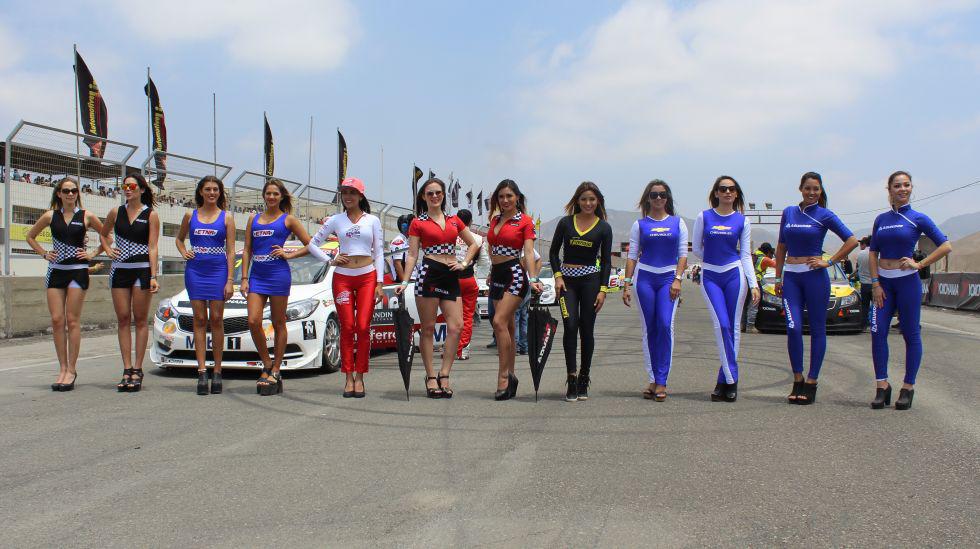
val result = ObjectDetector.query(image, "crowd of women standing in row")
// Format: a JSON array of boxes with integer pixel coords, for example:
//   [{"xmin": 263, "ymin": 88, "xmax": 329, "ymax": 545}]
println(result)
[{"xmin": 29, "ymin": 169, "xmax": 951, "ymax": 409}]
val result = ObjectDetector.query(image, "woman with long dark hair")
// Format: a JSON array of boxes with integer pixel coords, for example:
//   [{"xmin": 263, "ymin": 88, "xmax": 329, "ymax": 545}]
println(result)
[
  {"xmin": 691, "ymin": 176, "xmax": 759, "ymax": 402},
  {"xmin": 549, "ymin": 181, "xmax": 612, "ymax": 401},
  {"xmin": 773, "ymin": 172, "xmax": 857, "ymax": 404},
  {"xmin": 622, "ymin": 180, "xmax": 688, "ymax": 402},
  {"xmin": 241, "ymin": 178, "xmax": 313, "ymax": 396},
  {"xmin": 868, "ymin": 171, "xmax": 951, "ymax": 410},
  {"xmin": 293, "ymin": 177, "xmax": 384, "ymax": 398},
  {"xmin": 175, "ymin": 175, "xmax": 236, "ymax": 395},
  {"xmin": 100, "ymin": 174, "xmax": 160, "ymax": 392},
  {"xmin": 485, "ymin": 179, "xmax": 542, "ymax": 400},
  {"xmin": 394, "ymin": 178, "xmax": 479, "ymax": 398},
  {"xmin": 25, "ymin": 177, "xmax": 104, "ymax": 391}
]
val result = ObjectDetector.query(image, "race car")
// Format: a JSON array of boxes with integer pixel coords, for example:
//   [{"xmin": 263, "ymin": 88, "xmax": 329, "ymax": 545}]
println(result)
[
  {"xmin": 152, "ymin": 240, "xmax": 444, "ymax": 373},
  {"xmin": 754, "ymin": 264, "xmax": 863, "ymax": 334},
  {"xmin": 477, "ymin": 263, "xmax": 557, "ymax": 318}
]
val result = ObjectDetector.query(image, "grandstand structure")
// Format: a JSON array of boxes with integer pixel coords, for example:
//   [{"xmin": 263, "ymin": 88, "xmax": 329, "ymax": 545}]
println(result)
[{"xmin": 1, "ymin": 120, "xmax": 516, "ymax": 278}]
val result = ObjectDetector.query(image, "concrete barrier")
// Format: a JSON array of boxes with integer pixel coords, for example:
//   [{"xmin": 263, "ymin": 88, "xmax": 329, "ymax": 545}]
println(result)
[{"xmin": 0, "ymin": 274, "xmax": 184, "ymax": 338}]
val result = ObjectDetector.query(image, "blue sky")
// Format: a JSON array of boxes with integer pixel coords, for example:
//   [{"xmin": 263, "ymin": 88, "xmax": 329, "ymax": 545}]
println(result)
[{"xmin": 2, "ymin": 0, "xmax": 979, "ymax": 230}]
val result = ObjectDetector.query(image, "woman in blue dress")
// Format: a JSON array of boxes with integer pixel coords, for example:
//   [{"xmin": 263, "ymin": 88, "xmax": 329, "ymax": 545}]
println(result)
[
  {"xmin": 241, "ymin": 178, "xmax": 313, "ymax": 396},
  {"xmin": 176, "ymin": 175, "xmax": 236, "ymax": 396}
]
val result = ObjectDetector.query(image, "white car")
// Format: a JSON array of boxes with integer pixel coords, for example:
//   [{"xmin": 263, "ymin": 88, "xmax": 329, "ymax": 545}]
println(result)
[{"xmin": 477, "ymin": 263, "xmax": 557, "ymax": 319}]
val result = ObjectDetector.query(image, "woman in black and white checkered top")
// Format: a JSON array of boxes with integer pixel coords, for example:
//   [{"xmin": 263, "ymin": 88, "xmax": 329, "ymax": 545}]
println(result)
[{"xmin": 99, "ymin": 174, "xmax": 161, "ymax": 393}]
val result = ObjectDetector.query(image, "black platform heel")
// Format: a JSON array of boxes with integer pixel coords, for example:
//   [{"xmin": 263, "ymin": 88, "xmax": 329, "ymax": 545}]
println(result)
[
  {"xmin": 353, "ymin": 376, "xmax": 366, "ymax": 399},
  {"xmin": 870, "ymin": 383, "xmax": 892, "ymax": 409},
  {"xmin": 197, "ymin": 370, "xmax": 209, "ymax": 395},
  {"xmin": 117, "ymin": 368, "xmax": 133, "ymax": 392},
  {"xmin": 256, "ymin": 368, "xmax": 272, "ymax": 394},
  {"xmin": 894, "ymin": 388, "xmax": 914, "ymax": 410},
  {"xmin": 425, "ymin": 376, "xmax": 443, "ymax": 399},
  {"xmin": 437, "ymin": 375, "xmax": 452, "ymax": 399},
  {"xmin": 260, "ymin": 372, "xmax": 282, "ymax": 396},
  {"xmin": 60, "ymin": 372, "xmax": 77, "ymax": 392},
  {"xmin": 494, "ymin": 375, "xmax": 511, "ymax": 401},
  {"xmin": 508, "ymin": 373, "xmax": 519, "ymax": 399},
  {"xmin": 128, "ymin": 369, "xmax": 144, "ymax": 392},
  {"xmin": 210, "ymin": 372, "xmax": 223, "ymax": 394},
  {"xmin": 711, "ymin": 382, "xmax": 726, "ymax": 402},
  {"xmin": 723, "ymin": 381, "xmax": 738, "ymax": 402},
  {"xmin": 797, "ymin": 382, "xmax": 817, "ymax": 405},
  {"xmin": 787, "ymin": 380, "xmax": 805, "ymax": 404}
]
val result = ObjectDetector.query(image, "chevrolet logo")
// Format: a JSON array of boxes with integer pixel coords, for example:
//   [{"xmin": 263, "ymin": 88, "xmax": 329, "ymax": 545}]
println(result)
[
  {"xmin": 650, "ymin": 227, "xmax": 670, "ymax": 233},
  {"xmin": 711, "ymin": 225, "xmax": 732, "ymax": 230}
]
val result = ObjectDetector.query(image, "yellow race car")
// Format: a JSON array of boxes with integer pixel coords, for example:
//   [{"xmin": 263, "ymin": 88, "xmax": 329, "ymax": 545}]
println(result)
[{"xmin": 754, "ymin": 264, "xmax": 863, "ymax": 334}]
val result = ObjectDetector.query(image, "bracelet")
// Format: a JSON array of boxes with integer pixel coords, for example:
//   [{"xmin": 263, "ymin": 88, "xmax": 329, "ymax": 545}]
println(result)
[
  {"xmin": 828, "ymin": 259, "xmax": 836, "ymax": 267},
  {"xmin": 622, "ymin": 277, "xmax": 632, "ymax": 284},
  {"xmin": 674, "ymin": 275, "xmax": 682, "ymax": 281},
  {"xmin": 553, "ymin": 272, "xmax": 563, "ymax": 278},
  {"xmin": 871, "ymin": 277, "xmax": 879, "ymax": 283},
  {"xmin": 530, "ymin": 277, "xmax": 539, "ymax": 283},
  {"xmin": 399, "ymin": 280, "xmax": 408, "ymax": 287},
  {"xmin": 774, "ymin": 277, "xmax": 782, "ymax": 283}
]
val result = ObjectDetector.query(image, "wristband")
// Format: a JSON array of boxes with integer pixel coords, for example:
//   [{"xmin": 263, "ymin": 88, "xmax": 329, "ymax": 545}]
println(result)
[
  {"xmin": 399, "ymin": 280, "xmax": 409, "ymax": 287},
  {"xmin": 553, "ymin": 272, "xmax": 563, "ymax": 278},
  {"xmin": 530, "ymin": 277, "xmax": 539, "ymax": 283},
  {"xmin": 674, "ymin": 275, "xmax": 682, "ymax": 281},
  {"xmin": 828, "ymin": 259, "xmax": 836, "ymax": 267},
  {"xmin": 622, "ymin": 277, "xmax": 632, "ymax": 284},
  {"xmin": 774, "ymin": 277, "xmax": 782, "ymax": 283},
  {"xmin": 871, "ymin": 277, "xmax": 879, "ymax": 283}
]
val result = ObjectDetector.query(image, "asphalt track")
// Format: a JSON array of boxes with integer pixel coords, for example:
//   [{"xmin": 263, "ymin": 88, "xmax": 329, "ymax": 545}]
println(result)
[{"xmin": 2, "ymin": 291, "xmax": 978, "ymax": 548}]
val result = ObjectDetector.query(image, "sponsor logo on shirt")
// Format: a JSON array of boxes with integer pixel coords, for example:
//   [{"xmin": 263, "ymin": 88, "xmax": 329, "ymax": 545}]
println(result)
[
  {"xmin": 194, "ymin": 229, "xmax": 219, "ymax": 236},
  {"xmin": 253, "ymin": 229, "xmax": 274, "ymax": 237},
  {"xmin": 70, "ymin": 221, "xmax": 84, "ymax": 226},
  {"xmin": 135, "ymin": 219, "xmax": 148, "ymax": 224},
  {"xmin": 711, "ymin": 225, "xmax": 732, "ymax": 231},
  {"xmin": 879, "ymin": 224, "xmax": 905, "ymax": 231},
  {"xmin": 785, "ymin": 224, "xmax": 812, "ymax": 229},
  {"xmin": 650, "ymin": 227, "xmax": 670, "ymax": 233},
  {"xmin": 569, "ymin": 238, "xmax": 593, "ymax": 247},
  {"xmin": 345, "ymin": 225, "xmax": 362, "ymax": 239}
]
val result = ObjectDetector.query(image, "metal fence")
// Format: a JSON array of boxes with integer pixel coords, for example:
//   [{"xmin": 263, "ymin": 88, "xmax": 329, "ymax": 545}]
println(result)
[{"xmin": 2, "ymin": 120, "xmax": 139, "ymax": 275}]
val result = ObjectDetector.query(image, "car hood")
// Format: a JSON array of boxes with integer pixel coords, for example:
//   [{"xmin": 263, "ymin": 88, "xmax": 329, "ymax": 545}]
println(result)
[
  {"xmin": 167, "ymin": 283, "xmax": 327, "ymax": 312},
  {"xmin": 762, "ymin": 279, "xmax": 855, "ymax": 297}
]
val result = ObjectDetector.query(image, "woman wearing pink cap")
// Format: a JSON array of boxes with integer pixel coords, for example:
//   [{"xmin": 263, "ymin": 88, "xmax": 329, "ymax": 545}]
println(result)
[{"xmin": 295, "ymin": 177, "xmax": 384, "ymax": 397}]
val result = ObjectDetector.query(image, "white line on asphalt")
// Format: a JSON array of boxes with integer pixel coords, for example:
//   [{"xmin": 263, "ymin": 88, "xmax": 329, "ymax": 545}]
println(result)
[
  {"xmin": 922, "ymin": 321, "xmax": 979, "ymax": 337},
  {"xmin": 0, "ymin": 353, "xmax": 118, "ymax": 373}
]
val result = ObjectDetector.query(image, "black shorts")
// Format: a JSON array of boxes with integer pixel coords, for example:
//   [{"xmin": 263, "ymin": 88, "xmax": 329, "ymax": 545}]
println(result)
[
  {"xmin": 111, "ymin": 265, "xmax": 151, "ymax": 289},
  {"xmin": 489, "ymin": 259, "xmax": 528, "ymax": 300},
  {"xmin": 46, "ymin": 267, "xmax": 90, "ymax": 290},
  {"xmin": 415, "ymin": 258, "xmax": 460, "ymax": 300}
]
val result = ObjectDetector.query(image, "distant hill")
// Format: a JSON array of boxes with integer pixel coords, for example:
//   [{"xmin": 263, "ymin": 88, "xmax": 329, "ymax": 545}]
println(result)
[
  {"xmin": 948, "ymin": 230, "xmax": 980, "ymax": 272},
  {"xmin": 940, "ymin": 211, "xmax": 980, "ymax": 241}
]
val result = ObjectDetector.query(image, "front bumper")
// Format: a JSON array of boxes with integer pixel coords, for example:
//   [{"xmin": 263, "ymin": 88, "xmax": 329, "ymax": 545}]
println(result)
[{"xmin": 755, "ymin": 298, "xmax": 863, "ymax": 334}]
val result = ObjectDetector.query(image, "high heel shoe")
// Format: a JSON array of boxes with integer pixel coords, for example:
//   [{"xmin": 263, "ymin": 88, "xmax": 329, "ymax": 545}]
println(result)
[
  {"xmin": 260, "ymin": 372, "xmax": 283, "ymax": 396},
  {"xmin": 210, "ymin": 372, "xmax": 223, "ymax": 394},
  {"xmin": 437, "ymin": 375, "xmax": 452, "ymax": 399},
  {"xmin": 870, "ymin": 383, "xmax": 892, "ymax": 409},
  {"xmin": 256, "ymin": 368, "xmax": 272, "ymax": 394},
  {"xmin": 787, "ymin": 380, "xmax": 805, "ymax": 404},
  {"xmin": 353, "ymin": 377, "xmax": 366, "ymax": 399},
  {"xmin": 60, "ymin": 371, "xmax": 77, "ymax": 392},
  {"xmin": 508, "ymin": 373, "xmax": 519, "ymax": 399},
  {"xmin": 117, "ymin": 369, "xmax": 133, "ymax": 392},
  {"xmin": 797, "ymin": 382, "xmax": 817, "ymax": 405},
  {"xmin": 494, "ymin": 375, "xmax": 512, "ymax": 401},
  {"xmin": 343, "ymin": 378, "xmax": 355, "ymax": 398},
  {"xmin": 894, "ymin": 388, "xmax": 914, "ymax": 410},
  {"xmin": 128, "ymin": 369, "xmax": 144, "ymax": 392},
  {"xmin": 710, "ymin": 382, "xmax": 725, "ymax": 402},
  {"xmin": 197, "ymin": 370, "xmax": 209, "ymax": 395},
  {"xmin": 723, "ymin": 381, "xmax": 738, "ymax": 402},
  {"xmin": 425, "ymin": 376, "xmax": 443, "ymax": 399}
]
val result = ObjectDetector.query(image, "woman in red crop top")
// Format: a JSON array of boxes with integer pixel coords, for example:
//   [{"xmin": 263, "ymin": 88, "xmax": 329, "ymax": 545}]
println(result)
[
  {"xmin": 486, "ymin": 179, "xmax": 542, "ymax": 401},
  {"xmin": 395, "ymin": 178, "xmax": 479, "ymax": 398}
]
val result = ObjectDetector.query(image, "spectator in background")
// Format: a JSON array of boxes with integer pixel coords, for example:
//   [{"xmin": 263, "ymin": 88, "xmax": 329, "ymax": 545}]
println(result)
[
  {"xmin": 854, "ymin": 236, "xmax": 872, "ymax": 329},
  {"xmin": 744, "ymin": 242, "xmax": 776, "ymax": 331},
  {"xmin": 24, "ymin": 173, "xmax": 32, "ymax": 184}
]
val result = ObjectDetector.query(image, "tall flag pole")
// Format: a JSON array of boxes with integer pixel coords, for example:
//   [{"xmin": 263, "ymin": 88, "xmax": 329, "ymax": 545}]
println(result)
[
  {"xmin": 74, "ymin": 47, "xmax": 108, "ymax": 158},
  {"xmin": 144, "ymin": 71, "xmax": 168, "ymax": 189},
  {"xmin": 412, "ymin": 165, "xmax": 423, "ymax": 206},
  {"xmin": 264, "ymin": 112, "xmax": 275, "ymax": 177}
]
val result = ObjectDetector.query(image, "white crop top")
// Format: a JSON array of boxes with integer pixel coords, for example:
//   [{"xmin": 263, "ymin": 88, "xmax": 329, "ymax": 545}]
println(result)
[{"xmin": 308, "ymin": 212, "xmax": 384, "ymax": 281}]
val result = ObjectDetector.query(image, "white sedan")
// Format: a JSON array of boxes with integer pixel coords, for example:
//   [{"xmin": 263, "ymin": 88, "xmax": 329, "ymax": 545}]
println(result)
[{"xmin": 477, "ymin": 263, "xmax": 557, "ymax": 319}]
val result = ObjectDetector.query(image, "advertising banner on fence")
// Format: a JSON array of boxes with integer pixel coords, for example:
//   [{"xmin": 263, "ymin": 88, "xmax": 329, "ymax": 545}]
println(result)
[{"xmin": 927, "ymin": 273, "xmax": 980, "ymax": 311}]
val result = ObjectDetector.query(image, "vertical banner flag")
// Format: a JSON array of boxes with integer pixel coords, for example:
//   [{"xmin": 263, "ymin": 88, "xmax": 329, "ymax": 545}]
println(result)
[
  {"xmin": 74, "ymin": 50, "xmax": 108, "ymax": 158},
  {"xmin": 476, "ymin": 190, "xmax": 483, "ymax": 215},
  {"xmin": 484, "ymin": 196, "xmax": 490, "ymax": 214},
  {"xmin": 428, "ymin": 169, "xmax": 435, "ymax": 180},
  {"xmin": 412, "ymin": 165, "xmax": 423, "ymax": 203},
  {"xmin": 264, "ymin": 113, "xmax": 275, "ymax": 177},
  {"xmin": 450, "ymin": 179, "xmax": 461, "ymax": 208},
  {"xmin": 466, "ymin": 187, "xmax": 473, "ymax": 208},
  {"xmin": 337, "ymin": 130, "xmax": 348, "ymax": 190},
  {"xmin": 144, "ymin": 76, "xmax": 167, "ymax": 189}
]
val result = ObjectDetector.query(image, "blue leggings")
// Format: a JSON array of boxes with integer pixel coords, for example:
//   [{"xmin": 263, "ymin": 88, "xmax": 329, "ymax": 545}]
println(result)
[
  {"xmin": 700, "ymin": 267, "xmax": 747, "ymax": 384},
  {"xmin": 635, "ymin": 270, "xmax": 678, "ymax": 385},
  {"xmin": 783, "ymin": 268, "xmax": 830, "ymax": 379},
  {"xmin": 870, "ymin": 273, "xmax": 923, "ymax": 385}
]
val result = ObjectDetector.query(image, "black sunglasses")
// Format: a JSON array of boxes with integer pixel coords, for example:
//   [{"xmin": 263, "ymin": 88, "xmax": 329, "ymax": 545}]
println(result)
[
  {"xmin": 717, "ymin": 185, "xmax": 737, "ymax": 193},
  {"xmin": 425, "ymin": 190, "xmax": 443, "ymax": 197},
  {"xmin": 60, "ymin": 188, "xmax": 79, "ymax": 194},
  {"xmin": 648, "ymin": 191, "xmax": 669, "ymax": 200}
]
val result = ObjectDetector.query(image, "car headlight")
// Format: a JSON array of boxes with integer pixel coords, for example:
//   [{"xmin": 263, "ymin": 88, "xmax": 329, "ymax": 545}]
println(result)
[
  {"xmin": 839, "ymin": 293, "xmax": 858, "ymax": 307},
  {"xmin": 762, "ymin": 292, "xmax": 782, "ymax": 306},
  {"xmin": 542, "ymin": 284, "xmax": 553, "ymax": 293},
  {"xmin": 155, "ymin": 299, "xmax": 177, "ymax": 321},
  {"xmin": 284, "ymin": 298, "xmax": 319, "ymax": 321}
]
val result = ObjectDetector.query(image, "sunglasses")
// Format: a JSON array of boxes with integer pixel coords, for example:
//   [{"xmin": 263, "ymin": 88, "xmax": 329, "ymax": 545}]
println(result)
[
  {"xmin": 121, "ymin": 182, "xmax": 140, "ymax": 191},
  {"xmin": 60, "ymin": 188, "xmax": 79, "ymax": 195},
  {"xmin": 425, "ymin": 190, "xmax": 443, "ymax": 197},
  {"xmin": 717, "ymin": 185, "xmax": 737, "ymax": 193},
  {"xmin": 648, "ymin": 191, "xmax": 669, "ymax": 200}
]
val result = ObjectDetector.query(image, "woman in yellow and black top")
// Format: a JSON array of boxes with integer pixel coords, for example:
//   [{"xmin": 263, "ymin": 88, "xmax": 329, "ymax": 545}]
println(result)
[{"xmin": 549, "ymin": 182, "xmax": 613, "ymax": 402}]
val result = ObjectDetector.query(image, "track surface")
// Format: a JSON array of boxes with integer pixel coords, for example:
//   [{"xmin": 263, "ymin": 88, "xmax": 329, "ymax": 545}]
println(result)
[{"xmin": 2, "ymin": 292, "xmax": 978, "ymax": 547}]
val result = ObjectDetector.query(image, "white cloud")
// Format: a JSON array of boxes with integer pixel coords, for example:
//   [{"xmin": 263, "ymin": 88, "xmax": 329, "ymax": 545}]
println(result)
[
  {"xmin": 112, "ymin": 0, "xmax": 358, "ymax": 72},
  {"xmin": 517, "ymin": 0, "xmax": 976, "ymax": 163}
]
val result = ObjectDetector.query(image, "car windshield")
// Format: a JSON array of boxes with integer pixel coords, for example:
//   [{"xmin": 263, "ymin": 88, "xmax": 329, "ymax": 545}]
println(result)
[{"xmin": 233, "ymin": 254, "xmax": 329, "ymax": 285}]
